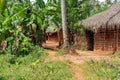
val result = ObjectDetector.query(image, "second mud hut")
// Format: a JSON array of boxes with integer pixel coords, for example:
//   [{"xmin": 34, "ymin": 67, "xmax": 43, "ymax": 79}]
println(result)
[{"xmin": 80, "ymin": 3, "xmax": 120, "ymax": 53}]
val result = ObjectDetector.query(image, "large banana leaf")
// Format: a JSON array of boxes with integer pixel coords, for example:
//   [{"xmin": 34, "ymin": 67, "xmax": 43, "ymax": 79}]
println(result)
[
  {"xmin": 2, "ymin": 7, "xmax": 28, "ymax": 25},
  {"xmin": 36, "ymin": 0, "xmax": 45, "ymax": 8}
]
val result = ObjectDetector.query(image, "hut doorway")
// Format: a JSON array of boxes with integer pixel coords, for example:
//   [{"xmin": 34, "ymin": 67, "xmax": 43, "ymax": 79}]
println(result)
[
  {"xmin": 86, "ymin": 30, "xmax": 94, "ymax": 51},
  {"xmin": 47, "ymin": 32, "xmax": 58, "ymax": 42},
  {"xmin": 42, "ymin": 28, "xmax": 63, "ymax": 50}
]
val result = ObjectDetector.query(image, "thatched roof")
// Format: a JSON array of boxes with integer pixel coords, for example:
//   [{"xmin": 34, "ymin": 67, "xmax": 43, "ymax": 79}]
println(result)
[
  {"xmin": 46, "ymin": 27, "xmax": 61, "ymax": 33},
  {"xmin": 80, "ymin": 2, "xmax": 120, "ymax": 31}
]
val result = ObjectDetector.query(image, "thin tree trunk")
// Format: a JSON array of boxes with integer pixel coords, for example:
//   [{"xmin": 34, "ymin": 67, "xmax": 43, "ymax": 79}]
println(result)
[{"xmin": 61, "ymin": 0, "xmax": 70, "ymax": 53}]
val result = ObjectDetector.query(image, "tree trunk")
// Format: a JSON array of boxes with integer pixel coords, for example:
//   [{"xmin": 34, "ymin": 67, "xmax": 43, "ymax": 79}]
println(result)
[{"xmin": 61, "ymin": 0, "xmax": 70, "ymax": 53}]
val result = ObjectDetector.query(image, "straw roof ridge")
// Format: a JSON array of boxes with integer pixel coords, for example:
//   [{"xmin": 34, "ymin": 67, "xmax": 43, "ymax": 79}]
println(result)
[
  {"xmin": 46, "ymin": 27, "xmax": 62, "ymax": 33},
  {"xmin": 80, "ymin": 2, "xmax": 120, "ymax": 31}
]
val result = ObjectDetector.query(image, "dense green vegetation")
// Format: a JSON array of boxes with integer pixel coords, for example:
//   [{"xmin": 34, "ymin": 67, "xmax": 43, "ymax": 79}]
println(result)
[
  {"xmin": 0, "ymin": 47, "xmax": 74, "ymax": 80},
  {"xmin": 0, "ymin": 0, "xmax": 115, "ymax": 54}
]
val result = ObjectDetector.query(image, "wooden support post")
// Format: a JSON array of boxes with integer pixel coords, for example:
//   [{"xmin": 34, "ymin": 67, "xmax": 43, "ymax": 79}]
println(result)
[
  {"xmin": 103, "ymin": 29, "xmax": 106, "ymax": 51},
  {"xmin": 94, "ymin": 33, "xmax": 95, "ymax": 51},
  {"xmin": 116, "ymin": 26, "xmax": 118, "ymax": 51}
]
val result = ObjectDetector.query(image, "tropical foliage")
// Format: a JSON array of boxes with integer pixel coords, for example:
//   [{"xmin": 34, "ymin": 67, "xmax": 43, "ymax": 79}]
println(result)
[
  {"xmin": 0, "ymin": 0, "xmax": 115, "ymax": 54},
  {"xmin": 0, "ymin": 0, "xmax": 45, "ymax": 55},
  {"xmin": 0, "ymin": 0, "xmax": 119, "ymax": 80}
]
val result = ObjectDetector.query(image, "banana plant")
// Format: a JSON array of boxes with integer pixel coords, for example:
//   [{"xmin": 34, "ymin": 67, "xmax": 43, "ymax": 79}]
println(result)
[
  {"xmin": 0, "ymin": 0, "xmax": 33, "ymax": 54},
  {"xmin": 0, "ymin": 0, "xmax": 6, "ymax": 43}
]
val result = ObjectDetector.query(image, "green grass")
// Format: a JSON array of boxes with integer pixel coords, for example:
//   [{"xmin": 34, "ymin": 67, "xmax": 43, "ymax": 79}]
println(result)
[
  {"xmin": 111, "ymin": 51, "xmax": 120, "ymax": 62},
  {"xmin": 80, "ymin": 60, "xmax": 120, "ymax": 80},
  {"xmin": 57, "ymin": 48, "xmax": 66, "ymax": 55},
  {"xmin": 80, "ymin": 50, "xmax": 120, "ymax": 80},
  {"xmin": 0, "ymin": 47, "xmax": 74, "ymax": 80}
]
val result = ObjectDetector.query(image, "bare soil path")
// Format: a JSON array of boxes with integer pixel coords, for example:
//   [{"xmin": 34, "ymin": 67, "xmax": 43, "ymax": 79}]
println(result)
[{"xmin": 42, "ymin": 41, "xmax": 110, "ymax": 80}]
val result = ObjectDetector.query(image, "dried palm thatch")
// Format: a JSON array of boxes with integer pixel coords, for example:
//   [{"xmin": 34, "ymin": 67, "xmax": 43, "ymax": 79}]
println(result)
[{"xmin": 80, "ymin": 3, "xmax": 120, "ymax": 32}]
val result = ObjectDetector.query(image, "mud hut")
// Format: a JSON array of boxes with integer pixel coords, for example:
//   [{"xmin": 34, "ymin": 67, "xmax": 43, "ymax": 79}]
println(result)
[
  {"xmin": 80, "ymin": 3, "xmax": 120, "ymax": 53},
  {"xmin": 46, "ymin": 27, "xmax": 63, "ymax": 46},
  {"xmin": 46, "ymin": 29, "xmax": 58, "ymax": 42}
]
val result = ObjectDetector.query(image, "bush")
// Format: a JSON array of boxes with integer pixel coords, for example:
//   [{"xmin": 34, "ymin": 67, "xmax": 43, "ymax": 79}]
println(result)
[{"xmin": 6, "ymin": 45, "xmax": 48, "ymax": 64}]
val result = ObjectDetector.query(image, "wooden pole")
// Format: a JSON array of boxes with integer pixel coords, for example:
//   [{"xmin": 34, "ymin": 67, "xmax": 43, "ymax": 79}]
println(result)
[
  {"xmin": 103, "ymin": 29, "xmax": 106, "ymax": 51},
  {"xmin": 116, "ymin": 26, "xmax": 118, "ymax": 51}
]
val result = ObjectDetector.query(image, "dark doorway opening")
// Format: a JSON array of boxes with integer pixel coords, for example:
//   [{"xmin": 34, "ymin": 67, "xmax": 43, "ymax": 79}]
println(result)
[{"xmin": 86, "ymin": 30, "xmax": 94, "ymax": 51}]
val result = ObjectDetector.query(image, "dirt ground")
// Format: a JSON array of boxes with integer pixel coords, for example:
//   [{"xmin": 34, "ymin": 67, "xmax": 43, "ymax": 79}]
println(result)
[{"xmin": 42, "ymin": 40, "xmax": 110, "ymax": 80}]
